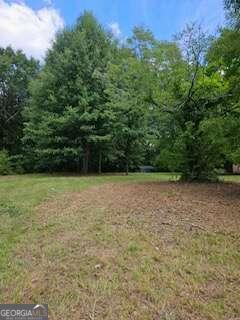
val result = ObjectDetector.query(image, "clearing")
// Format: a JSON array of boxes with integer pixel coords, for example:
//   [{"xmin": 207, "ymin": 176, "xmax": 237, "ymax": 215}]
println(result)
[{"xmin": 0, "ymin": 174, "xmax": 240, "ymax": 319}]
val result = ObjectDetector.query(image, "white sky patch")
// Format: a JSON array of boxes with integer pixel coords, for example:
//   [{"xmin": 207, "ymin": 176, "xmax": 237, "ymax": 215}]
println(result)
[
  {"xmin": 109, "ymin": 22, "xmax": 121, "ymax": 38},
  {"xmin": 0, "ymin": 0, "xmax": 64, "ymax": 60}
]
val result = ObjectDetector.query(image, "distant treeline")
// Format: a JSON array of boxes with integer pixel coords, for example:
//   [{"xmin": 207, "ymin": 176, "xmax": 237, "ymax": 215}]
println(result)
[{"xmin": 0, "ymin": 1, "xmax": 239, "ymax": 181}]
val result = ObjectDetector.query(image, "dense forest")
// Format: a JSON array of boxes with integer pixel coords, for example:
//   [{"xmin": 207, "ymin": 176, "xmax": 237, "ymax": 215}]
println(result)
[{"xmin": 0, "ymin": 0, "xmax": 239, "ymax": 181}]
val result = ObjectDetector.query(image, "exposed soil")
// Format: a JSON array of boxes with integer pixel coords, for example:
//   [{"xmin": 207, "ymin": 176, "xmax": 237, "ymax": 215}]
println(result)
[
  {"xmin": 39, "ymin": 181, "xmax": 240, "ymax": 234},
  {"xmin": 2, "ymin": 181, "xmax": 240, "ymax": 320}
]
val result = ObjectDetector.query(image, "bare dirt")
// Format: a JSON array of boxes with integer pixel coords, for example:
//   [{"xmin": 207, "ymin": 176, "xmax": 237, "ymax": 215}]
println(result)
[
  {"xmin": 39, "ymin": 181, "xmax": 240, "ymax": 233},
  {"xmin": 3, "ymin": 181, "xmax": 240, "ymax": 320}
]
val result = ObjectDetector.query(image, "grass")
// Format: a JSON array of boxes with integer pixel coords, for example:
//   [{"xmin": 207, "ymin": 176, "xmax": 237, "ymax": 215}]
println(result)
[
  {"xmin": 0, "ymin": 173, "xmax": 239, "ymax": 319},
  {"xmin": 222, "ymin": 174, "xmax": 240, "ymax": 183},
  {"xmin": 0, "ymin": 174, "xmax": 176, "ymax": 285},
  {"xmin": 0, "ymin": 172, "xmax": 238, "ymax": 210},
  {"xmin": 0, "ymin": 173, "xmax": 176, "ymax": 210}
]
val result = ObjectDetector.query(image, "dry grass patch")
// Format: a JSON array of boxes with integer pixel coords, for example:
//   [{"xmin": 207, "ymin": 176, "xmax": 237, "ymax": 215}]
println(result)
[{"xmin": 1, "ymin": 182, "xmax": 240, "ymax": 319}]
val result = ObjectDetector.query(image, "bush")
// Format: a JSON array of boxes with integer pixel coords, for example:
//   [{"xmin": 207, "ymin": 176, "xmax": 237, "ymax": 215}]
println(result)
[
  {"xmin": 0, "ymin": 150, "xmax": 12, "ymax": 175},
  {"xmin": 10, "ymin": 154, "xmax": 25, "ymax": 174}
]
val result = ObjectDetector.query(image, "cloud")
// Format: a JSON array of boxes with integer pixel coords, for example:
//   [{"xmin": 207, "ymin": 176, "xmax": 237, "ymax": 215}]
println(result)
[
  {"xmin": 109, "ymin": 22, "xmax": 121, "ymax": 38},
  {"xmin": 0, "ymin": 0, "xmax": 64, "ymax": 60}
]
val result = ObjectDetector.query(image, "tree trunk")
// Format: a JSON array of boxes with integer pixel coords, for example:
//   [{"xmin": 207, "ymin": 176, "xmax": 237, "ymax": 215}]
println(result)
[
  {"xmin": 76, "ymin": 155, "xmax": 80, "ymax": 173},
  {"xmin": 82, "ymin": 157, "xmax": 86, "ymax": 174},
  {"xmin": 126, "ymin": 161, "xmax": 129, "ymax": 175},
  {"xmin": 98, "ymin": 151, "xmax": 102, "ymax": 174},
  {"xmin": 82, "ymin": 144, "xmax": 90, "ymax": 174}
]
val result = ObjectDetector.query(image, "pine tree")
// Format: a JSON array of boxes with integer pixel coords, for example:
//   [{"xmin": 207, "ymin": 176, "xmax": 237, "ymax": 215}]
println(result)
[{"xmin": 23, "ymin": 12, "xmax": 114, "ymax": 172}]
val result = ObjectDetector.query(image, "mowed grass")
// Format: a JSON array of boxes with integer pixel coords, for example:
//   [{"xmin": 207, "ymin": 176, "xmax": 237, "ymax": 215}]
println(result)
[
  {"xmin": 0, "ymin": 173, "xmax": 239, "ymax": 319},
  {"xmin": 0, "ymin": 174, "xmax": 177, "ymax": 282}
]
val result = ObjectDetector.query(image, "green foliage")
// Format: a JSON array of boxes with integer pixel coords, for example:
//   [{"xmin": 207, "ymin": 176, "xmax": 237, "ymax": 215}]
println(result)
[
  {"xmin": 0, "ymin": 150, "xmax": 12, "ymax": 175},
  {"xmin": 156, "ymin": 24, "xmax": 233, "ymax": 181},
  {"xmin": 207, "ymin": 28, "xmax": 240, "ymax": 164},
  {"xmin": 224, "ymin": 0, "xmax": 240, "ymax": 29},
  {"xmin": 2, "ymin": 8, "xmax": 238, "ymax": 180},
  {"xmin": 0, "ymin": 151, "xmax": 24, "ymax": 175},
  {"xmin": 222, "ymin": 115, "xmax": 240, "ymax": 163},
  {"xmin": 178, "ymin": 119, "xmax": 227, "ymax": 181},
  {"xmin": 9, "ymin": 154, "xmax": 24, "ymax": 174},
  {"xmin": 0, "ymin": 47, "xmax": 39, "ymax": 155},
  {"xmin": 207, "ymin": 29, "xmax": 240, "ymax": 96},
  {"xmin": 105, "ymin": 47, "xmax": 148, "ymax": 173},
  {"xmin": 23, "ymin": 12, "xmax": 114, "ymax": 173},
  {"xmin": 155, "ymin": 148, "xmax": 183, "ymax": 172}
]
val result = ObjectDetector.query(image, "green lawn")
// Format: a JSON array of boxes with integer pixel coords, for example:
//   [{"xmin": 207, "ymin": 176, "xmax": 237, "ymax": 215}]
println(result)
[
  {"xmin": 0, "ymin": 173, "xmax": 177, "ymax": 209},
  {"xmin": 0, "ymin": 173, "xmax": 177, "ymax": 284},
  {"xmin": 1, "ymin": 173, "xmax": 239, "ymax": 211},
  {"xmin": 0, "ymin": 173, "xmax": 239, "ymax": 319}
]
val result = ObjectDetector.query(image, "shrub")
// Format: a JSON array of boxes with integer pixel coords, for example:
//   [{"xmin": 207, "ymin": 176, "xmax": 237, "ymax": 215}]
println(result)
[
  {"xmin": 0, "ymin": 150, "xmax": 12, "ymax": 175},
  {"xmin": 10, "ymin": 154, "xmax": 24, "ymax": 174}
]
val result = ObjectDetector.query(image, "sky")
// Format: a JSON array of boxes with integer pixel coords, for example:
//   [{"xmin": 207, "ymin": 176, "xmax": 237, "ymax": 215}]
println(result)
[{"xmin": 0, "ymin": 0, "xmax": 226, "ymax": 60}]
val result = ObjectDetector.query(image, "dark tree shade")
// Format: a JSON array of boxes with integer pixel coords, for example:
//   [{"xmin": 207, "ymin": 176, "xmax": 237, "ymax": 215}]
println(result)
[{"xmin": 0, "ymin": 47, "xmax": 39, "ymax": 154}]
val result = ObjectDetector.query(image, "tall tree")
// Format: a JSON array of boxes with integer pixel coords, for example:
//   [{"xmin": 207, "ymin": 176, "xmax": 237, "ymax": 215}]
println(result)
[
  {"xmin": 144, "ymin": 40, "xmax": 186, "ymax": 170},
  {"xmin": 105, "ymin": 28, "xmax": 157, "ymax": 174},
  {"xmin": 106, "ymin": 48, "xmax": 147, "ymax": 174},
  {"xmin": 174, "ymin": 25, "xmax": 230, "ymax": 181},
  {"xmin": 224, "ymin": 0, "xmax": 240, "ymax": 29},
  {"xmin": 207, "ymin": 27, "xmax": 240, "ymax": 165},
  {"xmin": 148, "ymin": 24, "xmax": 229, "ymax": 181},
  {"xmin": 0, "ymin": 47, "xmax": 38, "ymax": 154},
  {"xmin": 23, "ymin": 12, "xmax": 114, "ymax": 173}
]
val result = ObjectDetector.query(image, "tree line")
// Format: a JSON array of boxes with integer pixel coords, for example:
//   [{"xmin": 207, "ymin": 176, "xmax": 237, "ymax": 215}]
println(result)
[{"xmin": 0, "ymin": 1, "xmax": 239, "ymax": 181}]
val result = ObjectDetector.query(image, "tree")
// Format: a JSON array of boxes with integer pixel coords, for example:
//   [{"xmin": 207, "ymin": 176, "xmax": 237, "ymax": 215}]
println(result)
[
  {"xmin": 20, "ymin": 12, "xmax": 239, "ymax": 177},
  {"xmin": 23, "ymin": 12, "xmax": 114, "ymax": 173},
  {"xmin": 105, "ymin": 47, "xmax": 148, "ymax": 174},
  {"xmin": 0, "ymin": 47, "xmax": 38, "ymax": 154},
  {"xmin": 174, "ymin": 25, "xmax": 229, "ymax": 181},
  {"xmin": 207, "ymin": 27, "xmax": 240, "ymax": 165},
  {"xmin": 148, "ymin": 24, "xmax": 230, "ymax": 181},
  {"xmin": 224, "ymin": 0, "xmax": 240, "ymax": 29},
  {"xmin": 144, "ymin": 40, "xmax": 186, "ymax": 170},
  {"xmin": 127, "ymin": 26, "xmax": 155, "ymax": 60}
]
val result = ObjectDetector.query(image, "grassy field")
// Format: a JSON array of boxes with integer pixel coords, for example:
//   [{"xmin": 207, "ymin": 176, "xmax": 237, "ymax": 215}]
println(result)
[{"xmin": 0, "ymin": 173, "xmax": 239, "ymax": 319}]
